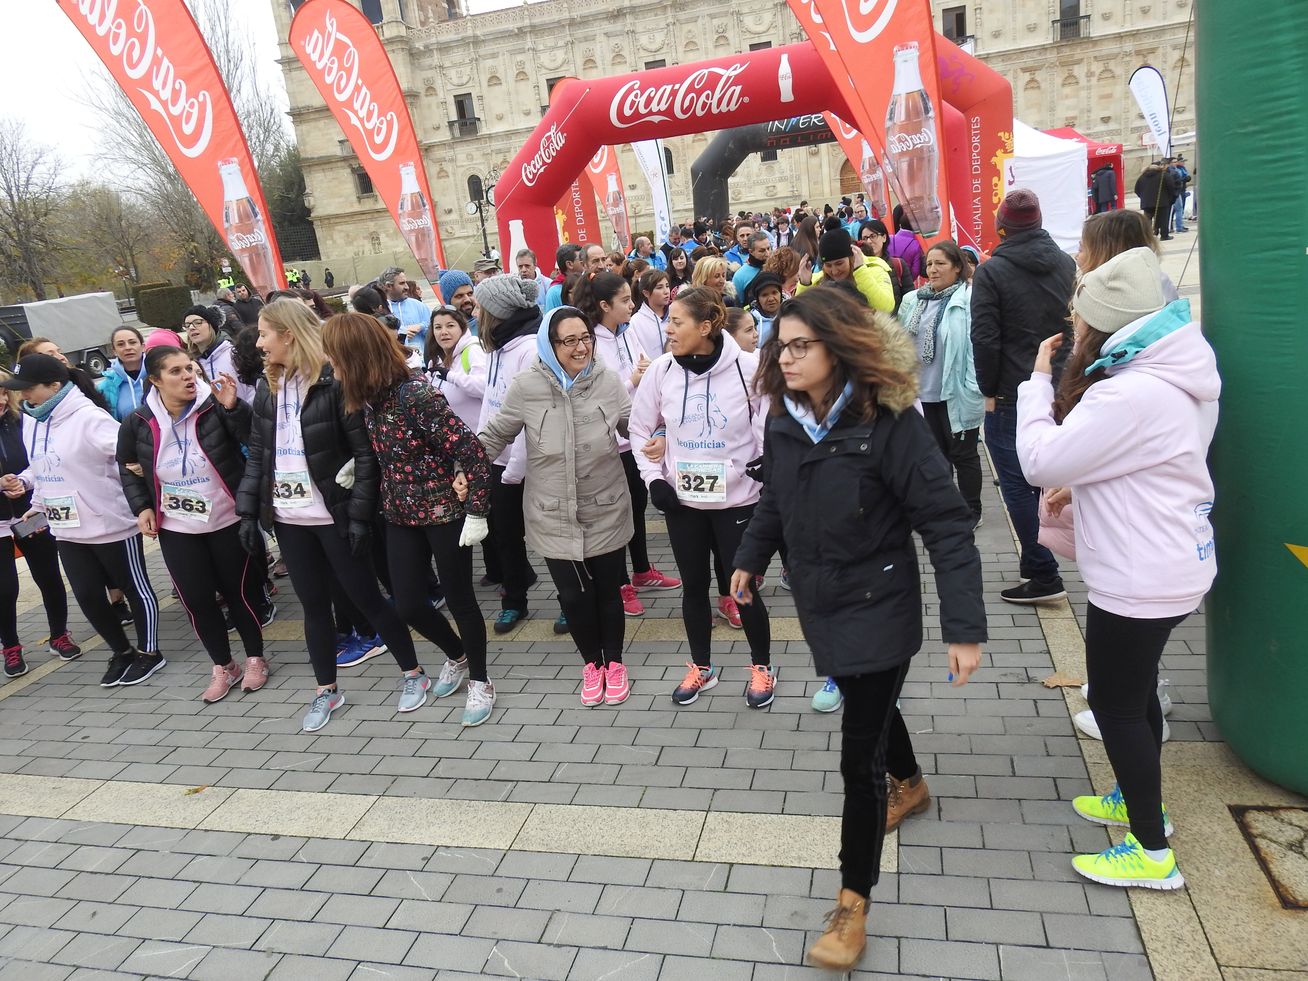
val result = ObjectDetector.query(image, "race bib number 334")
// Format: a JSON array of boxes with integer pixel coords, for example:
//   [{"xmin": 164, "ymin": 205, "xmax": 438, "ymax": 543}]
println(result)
[{"xmin": 272, "ymin": 469, "xmax": 314, "ymax": 509}]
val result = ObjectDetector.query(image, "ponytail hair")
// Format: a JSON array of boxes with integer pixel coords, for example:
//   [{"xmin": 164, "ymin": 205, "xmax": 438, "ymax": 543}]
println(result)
[
  {"xmin": 669, "ymin": 285, "xmax": 727, "ymax": 338},
  {"xmin": 571, "ymin": 271, "xmax": 629, "ymax": 328}
]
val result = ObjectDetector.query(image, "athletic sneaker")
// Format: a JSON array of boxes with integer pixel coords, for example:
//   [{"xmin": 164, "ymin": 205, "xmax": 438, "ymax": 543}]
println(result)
[
  {"xmin": 811, "ymin": 677, "xmax": 844, "ymax": 713},
  {"xmin": 717, "ymin": 595, "xmax": 743, "ymax": 629},
  {"xmin": 1074, "ymin": 710, "xmax": 1170, "ymax": 744},
  {"xmin": 1080, "ymin": 680, "xmax": 1172, "ymax": 716},
  {"xmin": 48, "ymin": 633, "xmax": 81, "ymax": 661},
  {"xmin": 1072, "ymin": 833, "xmax": 1184, "ymax": 890},
  {"xmin": 631, "ymin": 566, "xmax": 681, "ymax": 590},
  {"xmin": 746, "ymin": 664, "xmax": 777, "ymax": 709},
  {"xmin": 553, "ymin": 614, "xmax": 569, "ymax": 635},
  {"xmin": 1000, "ymin": 579, "xmax": 1067, "ymax": 604},
  {"xmin": 357, "ymin": 635, "xmax": 388, "ymax": 662},
  {"xmin": 604, "ymin": 662, "xmax": 630, "ymax": 705},
  {"xmin": 335, "ymin": 633, "xmax": 365, "ymax": 668},
  {"xmin": 494, "ymin": 609, "xmax": 527, "ymax": 634},
  {"xmin": 779, "ymin": 567, "xmax": 791, "ymax": 591},
  {"xmin": 397, "ymin": 670, "xmax": 432, "ymax": 713},
  {"xmin": 242, "ymin": 656, "xmax": 269, "ymax": 693},
  {"xmin": 100, "ymin": 651, "xmax": 135, "ymax": 687},
  {"xmin": 202, "ymin": 662, "xmax": 243, "ymax": 704},
  {"xmin": 462, "ymin": 680, "xmax": 495, "ymax": 727},
  {"xmin": 117, "ymin": 651, "xmax": 166, "ymax": 687},
  {"xmin": 620, "ymin": 584, "xmax": 645, "ymax": 617},
  {"xmin": 580, "ymin": 662, "xmax": 606, "ymax": 706},
  {"xmin": 260, "ymin": 604, "xmax": 277, "ymax": 629},
  {"xmin": 433, "ymin": 658, "xmax": 469, "ymax": 698},
  {"xmin": 672, "ymin": 663, "xmax": 718, "ymax": 705},
  {"xmin": 302, "ymin": 689, "xmax": 345, "ymax": 732},
  {"xmin": 1073, "ymin": 785, "xmax": 1175, "ymax": 837},
  {"xmin": 111, "ymin": 599, "xmax": 133, "ymax": 626},
  {"xmin": 272, "ymin": 559, "xmax": 289, "ymax": 579},
  {"xmin": 3, "ymin": 645, "xmax": 27, "ymax": 679}
]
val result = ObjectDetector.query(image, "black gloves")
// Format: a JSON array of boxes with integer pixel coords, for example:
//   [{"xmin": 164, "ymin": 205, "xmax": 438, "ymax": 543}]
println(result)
[
  {"xmin": 745, "ymin": 455, "xmax": 764, "ymax": 483},
  {"xmin": 649, "ymin": 479, "xmax": 679, "ymax": 513},
  {"xmin": 238, "ymin": 517, "xmax": 263, "ymax": 557},
  {"xmin": 348, "ymin": 520, "xmax": 373, "ymax": 558}
]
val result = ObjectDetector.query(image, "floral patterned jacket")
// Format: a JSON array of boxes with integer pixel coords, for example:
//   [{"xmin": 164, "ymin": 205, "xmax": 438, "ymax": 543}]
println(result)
[{"xmin": 364, "ymin": 376, "xmax": 491, "ymax": 526}]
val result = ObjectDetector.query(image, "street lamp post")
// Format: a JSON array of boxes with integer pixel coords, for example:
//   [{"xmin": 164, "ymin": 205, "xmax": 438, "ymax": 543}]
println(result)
[{"xmin": 465, "ymin": 167, "xmax": 501, "ymax": 259}]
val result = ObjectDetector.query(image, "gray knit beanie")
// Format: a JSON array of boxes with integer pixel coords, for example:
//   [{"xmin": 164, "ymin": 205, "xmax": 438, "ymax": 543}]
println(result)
[
  {"xmin": 1071, "ymin": 247, "xmax": 1165, "ymax": 334},
  {"xmin": 474, "ymin": 274, "xmax": 538, "ymax": 319}
]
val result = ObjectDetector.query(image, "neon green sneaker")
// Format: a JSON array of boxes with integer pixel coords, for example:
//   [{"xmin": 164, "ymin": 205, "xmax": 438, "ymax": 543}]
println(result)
[
  {"xmin": 1072, "ymin": 833, "xmax": 1185, "ymax": 890},
  {"xmin": 1072, "ymin": 785, "xmax": 1174, "ymax": 837}
]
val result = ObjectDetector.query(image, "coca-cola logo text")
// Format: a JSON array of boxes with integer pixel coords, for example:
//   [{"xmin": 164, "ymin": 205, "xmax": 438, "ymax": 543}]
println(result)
[
  {"xmin": 68, "ymin": 0, "xmax": 214, "ymax": 158},
  {"xmin": 609, "ymin": 64, "xmax": 749, "ymax": 130},
  {"xmin": 887, "ymin": 128, "xmax": 935, "ymax": 153},
  {"xmin": 522, "ymin": 124, "xmax": 565, "ymax": 188},
  {"xmin": 400, "ymin": 215, "xmax": 431, "ymax": 231},
  {"xmin": 587, "ymin": 146, "xmax": 609, "ymax": 175},
  {"xmin": 229, "ymin": 228, "xmax": 267, "ymax": 251},
  {"xmin": 301, "ymin": 12, "xmax": 400, "ymax": 162}
]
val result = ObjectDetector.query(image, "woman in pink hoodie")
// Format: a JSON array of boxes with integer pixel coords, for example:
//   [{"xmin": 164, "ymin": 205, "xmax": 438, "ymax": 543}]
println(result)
[{"xmin": 1017, "ymin": 246, "xmax": 1219, "ymax": 891}]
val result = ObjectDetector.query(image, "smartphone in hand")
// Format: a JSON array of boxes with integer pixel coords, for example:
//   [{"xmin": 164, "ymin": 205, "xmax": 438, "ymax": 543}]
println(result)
[{"xmin": 12, "ymin": 513, "xmax": 49, "ymax": 539}]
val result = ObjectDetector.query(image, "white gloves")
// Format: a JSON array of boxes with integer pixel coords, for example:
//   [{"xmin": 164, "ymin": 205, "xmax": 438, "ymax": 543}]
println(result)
[
  {"xmin": 335, "ymin": 459, "xmax": 356, "ymax": 489},
  {"xmin": 459, "ymin": 514, "xmax": 490, "ymax": 548}
]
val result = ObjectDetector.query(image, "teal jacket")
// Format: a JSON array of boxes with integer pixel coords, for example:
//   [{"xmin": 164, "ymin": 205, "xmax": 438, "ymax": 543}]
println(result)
[{"xmin": 897, "ymin": 285, "xmax": 984, "ymax": 434}]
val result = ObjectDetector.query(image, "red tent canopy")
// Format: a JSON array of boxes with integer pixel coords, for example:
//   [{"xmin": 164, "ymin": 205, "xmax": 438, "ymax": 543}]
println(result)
[{"xmin": 1045, "ymin": 127, "xmax": 1125, "ymax": 209}]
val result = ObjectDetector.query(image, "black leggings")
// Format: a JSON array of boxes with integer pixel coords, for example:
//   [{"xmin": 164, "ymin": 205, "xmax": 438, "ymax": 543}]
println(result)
[
  {"xmin": 619, "ymin": 451, "xmax": 650, "ymax": 576},
  {"xmin": 834, "ymin": 663, "xmax": 919, "ymax": 897},
  {"xmin": 56, "ymin": 535, "xmax": 159, "ymax": 656},
  {"xmin": 489, "ymin": 465, "xmax": 535, "ymax": 613},
  {"xmin": 665, "ymin": 503, "xmax": 770, "ymax": 666},
  {"xmin": 545, "ymin": 548, "xmax": 627, "ymax": 667},
  {"xmin": 386, "ymin": 518, "xmax": 487, "ymax": 682},
  {"xmin": 159, "ymin": 525, "xmax": 263, "ymax": 667},
  {"xmin": 1085, "ymin": 602, "xmax": 1187, "ymax": 850},
  {"xmin": 921, "ymin": 401, "xmax": 982, "ymax": 518},
  {"xmin": 0, "ymin": 529, "xmax": 67, "ymax": 647},
  {"xmin": 274, "ymin": 520, "xmax": 419, "ymax": 687}
]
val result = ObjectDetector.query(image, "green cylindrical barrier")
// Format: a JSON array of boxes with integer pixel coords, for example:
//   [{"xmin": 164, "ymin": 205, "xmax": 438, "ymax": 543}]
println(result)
[{"xmin": 1200, "ymin": 2, "xmax": 1308, "ymax": 793}]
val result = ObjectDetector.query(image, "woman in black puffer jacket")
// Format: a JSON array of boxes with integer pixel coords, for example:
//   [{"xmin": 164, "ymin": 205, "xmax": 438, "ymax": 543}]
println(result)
[{"xmin": 236, "ymin": 299, "xmax": 430, "ymax": 733}]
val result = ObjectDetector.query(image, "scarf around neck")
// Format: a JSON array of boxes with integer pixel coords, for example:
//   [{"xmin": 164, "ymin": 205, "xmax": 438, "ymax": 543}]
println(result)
[
  {"xmin": 903, "ymin": 281, "xmax": 963, "ymax": 365},
  {"xmin": 785, "ymin": 382, "xmax": 855, "ymax": 444},
  {"xmin": 22, "ymin": 381, "xmax": 75, "ymax": 423}
]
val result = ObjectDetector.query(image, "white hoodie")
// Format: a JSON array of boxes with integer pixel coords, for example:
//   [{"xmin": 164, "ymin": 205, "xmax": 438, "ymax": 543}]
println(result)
[
  {"xmin": 477, "ymin": 333, "xmax": 536, "ymax": 484},
  {"xmin": 429, "ymin": 331, "xmax": 487, "ymax": 431},
  {"xmin": 593, "ymin": 323, "xmax": 648, "ymax": 454}
]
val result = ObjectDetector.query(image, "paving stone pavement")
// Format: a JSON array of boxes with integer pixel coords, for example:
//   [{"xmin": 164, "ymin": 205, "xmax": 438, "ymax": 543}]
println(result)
[{"xmin": 0, "ymin": 454, "xmax": 1186, "ymax": 979}]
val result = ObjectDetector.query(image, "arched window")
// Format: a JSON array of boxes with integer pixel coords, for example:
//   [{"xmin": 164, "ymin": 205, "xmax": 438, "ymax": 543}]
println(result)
[{"xmin": 663, "ymin": 146, "xmax": 675, "ymax": 176}]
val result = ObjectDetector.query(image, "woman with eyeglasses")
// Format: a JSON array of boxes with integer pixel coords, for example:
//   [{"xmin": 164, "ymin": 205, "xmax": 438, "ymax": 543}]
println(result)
[
  {"xmin": 628, "ymin": 286, "xmax": 774, "ymax": 709},
  {"xmin": 183, "ymin": 306, "xmax": 256, "ymax": 403},
  {"xmin": 479, "ymin": 307, "xmax": 635, "ymax": 706},
  {"xmin": 422, "ymin": 305, "xmax": 486, "ymax": 431}
]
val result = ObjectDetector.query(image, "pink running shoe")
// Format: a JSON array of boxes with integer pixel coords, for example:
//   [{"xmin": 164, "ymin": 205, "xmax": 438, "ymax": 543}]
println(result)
[
  {"xmin": 604, "ymin": 662, "xmax": 630, "ymax": 705},
  {"xmin": 242, "ymin": 656, "xmax": 269, "ymax": 693},
  {"xmin": 631, "ymin": 566, "xmax": 682, "ymax": 591},
  {"xmin": 620, "ymin": 584, "xmax": 645, "ymax": 617},
  {"xmin": 581, "ymin": 662, "xmax": 606, "ymax": 706},
  {"xmin": 717, "ymin": 594, "xmax": 743, "ymax": 629},
  {"xmin": 202, "ymin": 662, "xmax": 243, "ymax": 704}
]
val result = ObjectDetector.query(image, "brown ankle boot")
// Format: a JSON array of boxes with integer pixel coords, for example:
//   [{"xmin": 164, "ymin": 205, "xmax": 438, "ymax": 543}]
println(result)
[
  {"xmin": 806, "ymin": 888, "xmax": 868, "ymax": 970},
  {"xmin": 885, "ymin": 768, "xmax": 931, "ymax": 832}
]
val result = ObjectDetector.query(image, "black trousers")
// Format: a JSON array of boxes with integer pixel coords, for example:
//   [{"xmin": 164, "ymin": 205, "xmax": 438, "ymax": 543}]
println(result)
[
  {"xmin": 619, "ymin": 451, "xmax": 650, "ymax": 576},
  {"xmin": 274, "ymin": 520, "xmax": 419, "ymax": 687},
  {"xmin": 56, "ymin": 535, "xmax": 159, "ymax": 656},
  {"xmin": 665, "ymin": 503, "xmax": 770, "ymax": 666},
  {"xmin": 1085, "ymin": 602, "xmax": 1187, "ymax": 850},
  {"xmin": 546, "ymin": 547, "xmax": 627, "ymax": 666},
  {"xmin": 0, "ymin": 528, "xmax": 67, "ymax": 648},
  {"xmin": 489, "ymin": 465, "xmax": 535, "ymax": 613},
  {"xmin": 159, "ymin": 525, "xmax": 263, "ymax": 667},
  {"xmin": 386, "ymin": 518, "xmax": 488, "ymax": 682},
  {"xmin": 921, "ymin": 401, "xmax": 982, "ymax": 518},
  {"xmin": 834, "ymin": 663, "xmax": 919, "ymax": 897}
]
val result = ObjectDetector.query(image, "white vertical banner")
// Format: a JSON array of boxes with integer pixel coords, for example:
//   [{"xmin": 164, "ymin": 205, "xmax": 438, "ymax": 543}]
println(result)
[
  {"xmin": 631, "ymin": 139, "xmax": 673, "ymax": 248},
  {"xmin": 1129, "ymin": 66, "xmax": 1171, "ymax": 158}
]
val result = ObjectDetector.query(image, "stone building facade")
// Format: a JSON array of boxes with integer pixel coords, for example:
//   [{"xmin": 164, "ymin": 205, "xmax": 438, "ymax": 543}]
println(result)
[{"xmin": 272, "ymin": 0, "xmax": 1196, "ymax": 276}]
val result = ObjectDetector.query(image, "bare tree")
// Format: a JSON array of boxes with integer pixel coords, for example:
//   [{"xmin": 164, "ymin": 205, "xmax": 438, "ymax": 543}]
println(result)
[
  {"xmin": 61, "ymin": 183, "xmax": 157, "ymax": 285},
  {"xmin": 0, "ymin": 119, "xmax": 66, "ymax": 301}
]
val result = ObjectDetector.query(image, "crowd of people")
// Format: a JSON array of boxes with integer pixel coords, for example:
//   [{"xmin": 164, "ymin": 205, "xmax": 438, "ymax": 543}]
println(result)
[{"xmin": 0, "ymin": 186, "xmax": 1217, "ymax": 972}]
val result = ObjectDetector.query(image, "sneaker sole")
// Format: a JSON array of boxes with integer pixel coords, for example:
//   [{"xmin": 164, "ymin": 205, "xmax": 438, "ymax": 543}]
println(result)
[
  {"xmin": 553, "ymin": 623, "xmax": 569, "ymax": 635},
  {"xmin": 303, "ymin": 695, "xmax": 346, "ymax": 732},
  {"xmin": 1072, "ymin": 863, "xmax": 1185, "ymax": 890},
  {"xmin": 1073, "ymin": 805, "xmax": 1175, "ymax": 838},
  {"xmin": 623, "ymin": 608, "xmax": 645, "ymax": 618},
  {"xmin": 494, "ymin": 614, "xmax": 529, "ymax": 635},
  {"xmin": 4, "ymin": 666, "xmax": 28, "ymax": 679},
  {"xmin": 580, "ymin": 691, "xmax": 605, "ymax": 706},
  {"xmin": 462, "ymin": 710, "xmax": 492, "ymax": 728},
  {"xmin": 747, "ymin": 692, "xmax": 775, "ymax": 709},
  {"xmin": 49, "ymin": 647, "xmax": 82, "ymax": 661},
  {"xmin": 604, "ymin": 688, "xmax": 630, "ymax": 705},
  {"xmin": 100, "ymin": 671, "xmax": 129, "ymax": 688},
  {"xmin": 433, "ymin": 681, "xmax": 466, "ymax": 699},
  {"xmin": 397, "ymin": 692, "xmax": 430, "ymax": 713},
  {"xmin": 716, "ymin": 614, "xmax": 743, "ymax": 629},
  {"xmin": 202, "ymin": 678, "xmax": 242, "ymax": 704},
  {"xmin": 1000, "ymin": 590, "xmax": 1068, "ymax": 605},
  {"xmin": 241, "ymin": 678, "xmax": 267, "ymax": 693},
  {"xmin": 632, "ymin": 582, "xmax": 681, "ymax": 591},
  {"xmin": 118, "ymin": 658, "xmax": 167, "ymax": 687},
  {"xmin": 811, "ymin": 698, "xmax": 844, "ymax": 714},
  {"xmin": 672, "ymin": 674, "xmax": 718, "ymax": 705},
  {"xmin": 338, "ymin": 646, "xmax": 387, "ymax": 669}
]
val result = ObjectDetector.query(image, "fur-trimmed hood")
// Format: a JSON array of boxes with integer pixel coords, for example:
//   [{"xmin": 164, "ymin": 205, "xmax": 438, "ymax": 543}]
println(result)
[{"xmin": 869, "ymin": 311, "xmax": 920, "ymax": 415}]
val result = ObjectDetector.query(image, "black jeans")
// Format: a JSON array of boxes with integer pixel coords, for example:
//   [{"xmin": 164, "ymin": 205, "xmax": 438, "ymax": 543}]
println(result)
[
  {"xmin": 834, "ymin": 663, "xmax": 919, "ymax": 897},
  {"xmin": 984, "ymin": 402, "xmax": 1059, "ymax": 583},
  {"xmin": 159, "ymin": 525, "xmax": 264, "ymax": 667},
  {"xmin": 489, "ymin": 465, "xmax": 535, "ymax": 613},
  {"xmin": 922, "ymin": 401, "xmax": 982, "ymax": 519},
  {"xmin": 56, "ymin": 535, "xmax": 159, "ymax": 656},
  {"xmin": 665, "ymin": 503, "xmax": 770, "ymax": 666},
  {"xmin": 0, "ymin": 528, "xmax": 67, "ymax": 648},
  {"xmin": 546, "ymin": 548, "xmax": 627, "ymax": 666},
  {"xmin": 386, "ymin": 518, "xmax": 488, "ymax": 682},
  {"xmin": 275, "ymin": 521, "xmax": 419, "ymax": 687},
  {"xmin": 619, "ymin": 451, "xmax": 650, "ymax": 576},
  {"xmin": 1085, "ymin": 602, "xmax": 1187, "ymax": 851}
]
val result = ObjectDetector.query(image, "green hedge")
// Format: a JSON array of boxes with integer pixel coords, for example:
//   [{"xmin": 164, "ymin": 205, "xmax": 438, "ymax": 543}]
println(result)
[
  {"xmin": 130, "ymin": 281, "xmax": 169, "ymax": 305},
  {"xmin": 323, "ymin": 295, "xmax": 346, "ymax": 315},
  {"xmin": 136, "ymin": 286, "xmax": 194, "ymax": 329}
]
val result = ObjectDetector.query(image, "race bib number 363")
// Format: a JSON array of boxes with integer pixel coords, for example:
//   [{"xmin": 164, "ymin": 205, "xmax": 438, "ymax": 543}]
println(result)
[
  {"xmin": 272, "ymin": 469, "xmax": 314, "ymax": 509},
  {"xmin": 161, "ymin": 483, "xmax": 212, "ymax": 523},
  {"xmin": 675, "ymin": 460, "xmax": 728, "ymax": 503}
]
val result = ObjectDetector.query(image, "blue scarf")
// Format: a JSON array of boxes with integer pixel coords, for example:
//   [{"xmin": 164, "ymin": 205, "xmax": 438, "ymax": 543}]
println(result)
[
  {"xmin": 784, "ymin": 382, "xmax": 854, "ymax": 444},
  {"xmin": 1085, "ymin": 299, "xmax": 1192, "ymax": 375},
  {"xmin": 537, "ymin": 310, "xmax": 593, "ymax": 391},
  {"xmin": 22, "ymin": 381, "xmax": 74, "ymax": 423}
]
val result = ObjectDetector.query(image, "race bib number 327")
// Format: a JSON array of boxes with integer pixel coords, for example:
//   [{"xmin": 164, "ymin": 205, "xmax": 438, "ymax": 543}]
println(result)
[{"xmin": 675, "ymin": 460, "xmax": 728, "ymax": 503}]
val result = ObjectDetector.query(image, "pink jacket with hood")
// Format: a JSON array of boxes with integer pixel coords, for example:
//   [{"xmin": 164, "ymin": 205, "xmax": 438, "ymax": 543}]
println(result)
[{"xmin": 1017, "ymin": 298, "xmax": 1219, "ymax": 618}]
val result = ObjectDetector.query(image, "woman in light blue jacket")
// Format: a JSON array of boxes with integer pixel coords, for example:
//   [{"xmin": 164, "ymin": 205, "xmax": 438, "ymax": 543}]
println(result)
[{"xmin": 898, "ymin": 240, "xmax": 984, "ymax": 524}]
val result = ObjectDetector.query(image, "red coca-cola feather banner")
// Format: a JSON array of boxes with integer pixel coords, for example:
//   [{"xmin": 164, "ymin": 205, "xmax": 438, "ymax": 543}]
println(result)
[
  {"xmin": 289, "ymin": 0, "xmax": 447, "ymax": 292},
  {"xmin": 586, "ymin": 145, "xmax": 631, "ymax": 252},
  {"xmin": 56, "ymin": 0, "xmax": 286, "ymax": 297}
]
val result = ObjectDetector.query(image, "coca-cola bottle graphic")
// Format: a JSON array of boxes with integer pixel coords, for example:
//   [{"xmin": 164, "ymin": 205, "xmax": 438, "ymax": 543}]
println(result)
[
  {"xmin": 778, "ymin": 53, "xmax": 794, "ymax": 104},
  {"xmin": 604, "ymin": 173, "xmax": 630, "ymax": 251},
  {"xmin": 220, "ymin": 158, "xmax": 278, "ymax": 295},
  {"xmin": 507, "ymin": 219, "xmax": 529, "ymax": 273},
  {"xmin": 398, "ymin": 162, "xmax": 440, "ymax": 283},
  {"xmin": 858, "ymin": 140, "xmax": 889, "ymax": 221},
  {"xmin": 884, "ymin": 42, "xmax": 942, "ymax": 236}
]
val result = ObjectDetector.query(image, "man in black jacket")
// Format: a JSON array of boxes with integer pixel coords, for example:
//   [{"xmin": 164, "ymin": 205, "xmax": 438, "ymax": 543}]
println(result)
[{"xmin": 970, "ymin": 189, "xmax": 1076, "ymax": 604}]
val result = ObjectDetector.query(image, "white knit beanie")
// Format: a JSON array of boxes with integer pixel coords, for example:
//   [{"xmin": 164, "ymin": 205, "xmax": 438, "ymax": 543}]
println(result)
[
  {"xmin": 473, "ymin": 274, "xmax": 538, "ymax": 320},
  {"xmin": 1072, "ymin": 246, "xmax": 1166, "ymax": 334}
]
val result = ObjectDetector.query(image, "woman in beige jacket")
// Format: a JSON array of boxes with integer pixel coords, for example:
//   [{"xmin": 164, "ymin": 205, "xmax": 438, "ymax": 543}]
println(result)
[{"xmin": 478, "ymin": 306, "xmax": 635, "ymax": 707}]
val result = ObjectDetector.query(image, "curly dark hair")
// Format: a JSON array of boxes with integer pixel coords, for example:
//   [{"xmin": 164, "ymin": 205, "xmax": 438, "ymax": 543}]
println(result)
[{"xmin": 230, "ymin": 325, "xmax": 265, "ymax": 387}]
